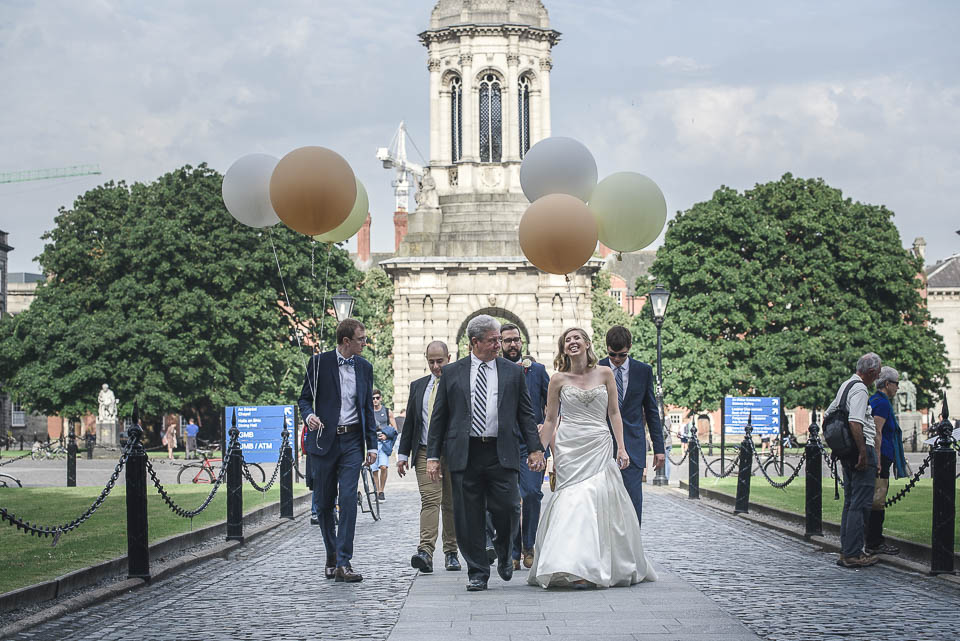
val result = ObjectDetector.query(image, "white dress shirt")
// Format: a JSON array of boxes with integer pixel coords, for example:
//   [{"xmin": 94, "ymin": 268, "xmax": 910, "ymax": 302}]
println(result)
[
  {"xmin": 397, "ymin": 374, "xmax": 439, "ymax": 465},
  {"xmin": 336, "ymin": 348, "xmax": 359, "ymax": 425},
  {"xmin": 610, "ymin": 358, "xmax": 630, "ymax": 395},
  {"xmin": 470, "ymin": 353, "xmax": 499, "ymax": 437}
]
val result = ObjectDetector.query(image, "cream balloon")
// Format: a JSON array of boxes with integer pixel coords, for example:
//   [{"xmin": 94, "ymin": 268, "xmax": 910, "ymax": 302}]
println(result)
[
  {"xmin": 519, "ymin": 194, "xmax": 598, "ymax": 275},
  {"xmin": 313, "ymin": 179, "xmax": 369, "ymax": 244},
  {"xmin": 590, "ymin": 172, "xmax": 667, "ymax": 253},
  {"xmin": 269, "ymin": 146, "xmax": 356, "ymax": 236},
  {"xmin": 519, "ymin": 136, "xmax": 598, "ymax": 203},
  {"xmin": 221, "ymin": 153, "xmax": 281, "ymax": 228}
]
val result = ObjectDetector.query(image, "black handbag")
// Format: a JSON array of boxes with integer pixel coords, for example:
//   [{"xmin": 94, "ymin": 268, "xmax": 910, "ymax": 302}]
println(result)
[{"xmin": 823, "ymin": 379, "xmax": 864, "ymax": 460}]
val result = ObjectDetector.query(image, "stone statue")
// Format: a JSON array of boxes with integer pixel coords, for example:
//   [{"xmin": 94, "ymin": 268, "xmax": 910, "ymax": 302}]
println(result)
[
  {"xmin": 415, "ymin": 167, "xmax": 439, "ymax": 210},
  {"xmin": 98, "ymin": 383, "xmax": 118, "ymax": 422},
  {"xmin": 896, "ymin": 372, "xmax": 917, "ymax": 413}
]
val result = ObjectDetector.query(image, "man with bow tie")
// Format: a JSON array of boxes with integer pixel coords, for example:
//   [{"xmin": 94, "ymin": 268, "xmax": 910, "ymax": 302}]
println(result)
[{"xmin": 298, "ymin": 318, "xmax": 378, "ymax": 583}]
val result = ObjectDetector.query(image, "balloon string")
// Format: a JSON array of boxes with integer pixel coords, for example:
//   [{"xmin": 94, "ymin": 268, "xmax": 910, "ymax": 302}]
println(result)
[
  {"xmin": 269, "ymin": 228, "xmax": 313, "ymax": 400},
  {"xmin": 312, "ymin": 242, "xmax": 333, "ymax": 405},
  {"xmin": 566, "ymin": 274, "xmax": 582, "ymax": 327}
]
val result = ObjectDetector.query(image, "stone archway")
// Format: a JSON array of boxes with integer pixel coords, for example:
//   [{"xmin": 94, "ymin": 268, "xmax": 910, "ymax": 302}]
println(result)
[{"xmin": 454, "ymin": 306, "xmax": 531, "ymax": 359}]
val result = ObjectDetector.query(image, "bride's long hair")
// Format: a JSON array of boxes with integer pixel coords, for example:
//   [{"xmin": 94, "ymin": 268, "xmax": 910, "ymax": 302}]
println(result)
[{"xmin": 554, "ymin": 327, "xmax": 599, "ymax": 372}]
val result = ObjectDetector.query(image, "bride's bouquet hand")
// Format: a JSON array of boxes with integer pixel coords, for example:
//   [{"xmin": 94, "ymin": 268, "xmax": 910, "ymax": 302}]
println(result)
[{"xmin": 616, "ymin": 449, "xmax": 630, "ymax": 470}]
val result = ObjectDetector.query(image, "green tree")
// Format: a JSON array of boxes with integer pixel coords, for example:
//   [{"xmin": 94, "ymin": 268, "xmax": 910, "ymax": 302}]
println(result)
[
  {"xmin": 354, "ymin": 267, "xmax": 395, "ymax": 409},
  {"xmin": 590, "ymin": 270, "xmax": 631, "ymax": 348},
  {"xmin": 633, "ymin": 174, "xmax": 947, "ymax": 413},
  {"xmin": 0, "ymin": 165, "xmax": 361, "ymax": 437}
]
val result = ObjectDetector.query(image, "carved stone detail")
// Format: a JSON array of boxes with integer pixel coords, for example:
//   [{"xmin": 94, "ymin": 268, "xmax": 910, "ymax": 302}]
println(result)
[
  {"xmin": 540, "ymin": 56, "xmax": 553, "ymax": 70},
  {"xmin": 428, "ymin": 57, "xmax": 442, "ymax": 72}
]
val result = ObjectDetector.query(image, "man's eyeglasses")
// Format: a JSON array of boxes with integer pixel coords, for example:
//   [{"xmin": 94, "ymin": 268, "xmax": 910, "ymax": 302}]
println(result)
[
  {"xmin": 373, "ymin": 396, "xmax": 381, "ymax": 400},
  {"xmin": 607, "ymin": 350, "xmax": 629, "ymax": 358}
]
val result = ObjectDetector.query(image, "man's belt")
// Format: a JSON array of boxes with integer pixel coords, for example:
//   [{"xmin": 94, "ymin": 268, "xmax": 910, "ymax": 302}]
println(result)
[
  {"xmin": 336, "ymin": 423, "xmax": 361, "ymax": 435},
  {"xmin": 470, "ymin": 435, "xmax": 497, "ymax": 443}
]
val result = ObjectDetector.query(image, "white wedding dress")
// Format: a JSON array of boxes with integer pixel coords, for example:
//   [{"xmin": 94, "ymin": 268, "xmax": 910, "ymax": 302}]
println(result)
[{"xmin": 528, "ymin": 384, "xmax": 658, "ymax": 588}]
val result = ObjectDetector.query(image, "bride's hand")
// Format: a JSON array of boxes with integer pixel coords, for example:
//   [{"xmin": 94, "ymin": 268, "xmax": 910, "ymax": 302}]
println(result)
[{"xmin": 616, "ymin": 449, "xmax": 630, "ymax": 470}]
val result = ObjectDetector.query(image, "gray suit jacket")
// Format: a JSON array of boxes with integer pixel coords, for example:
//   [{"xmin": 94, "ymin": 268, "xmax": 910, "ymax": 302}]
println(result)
[{"xmin": 427, "ymin": 355, "xmax": 543, "ymax": 472}]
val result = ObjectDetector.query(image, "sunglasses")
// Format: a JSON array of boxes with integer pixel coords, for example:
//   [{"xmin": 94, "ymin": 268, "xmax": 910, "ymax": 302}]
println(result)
[{"xmin": 607, "ymin": 350, "xmax": 629, "ymax": 358}]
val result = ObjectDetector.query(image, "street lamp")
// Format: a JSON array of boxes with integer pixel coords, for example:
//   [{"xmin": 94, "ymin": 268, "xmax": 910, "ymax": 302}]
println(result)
[
  {"xmin": 332, "ymin": 288, "xmax": 356, "ymax": 322},
  {"xmin": 648, "ymin": 284, "xmax": 671, "ymax": 486}
]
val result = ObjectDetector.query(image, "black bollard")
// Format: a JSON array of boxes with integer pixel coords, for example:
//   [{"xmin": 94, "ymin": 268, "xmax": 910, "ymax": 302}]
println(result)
[
  {"xmin": 66, "ymin": 420, "xmax": 77, "ymax": 487},
  {"xmin": 125, "ymin": 406, "xmax": 151, "ymax": 580},
  {"xmin": 226, "ymin": 409, "xmax": 244, "ymax": 542},
  {"xmin": 734, "ymin": 412, "xmax": 753, "ymax": 514},
  {"xmin": 804, "ymin": 411, "xmax": 823, "ymax": 538},
  {"xmin": 930, "ymin": 398, "xmax": 956, "ymax": 575},
  {"xmin": 20, "ymin": 435, "xmax": 24, "ymax": 451},
  {"xmin": 280, "ymin": 418, "xmax": 294, "ymax": 519},
  {"xmin": 688, "ymin": 429, "xmax": 700, "ymax": 500}
]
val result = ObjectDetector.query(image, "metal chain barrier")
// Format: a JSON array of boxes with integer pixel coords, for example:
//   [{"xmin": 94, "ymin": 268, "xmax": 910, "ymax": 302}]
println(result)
[
  {"xmin": 818, "ymin": 443, "xmax": 845, "ymax": 489},
  {"xmin": 0, "ymin": 447, "xmax": 130, "ymax": 544},
  {"xmin": 700, "ymin": 448, "xmax": 739, "ymax": 478},
  {"xmin": 668, "ymin": 449, "xmax": 689, "ymax": 466},
  {"xmin": 884, "ymin": 453, "xmax": 932, "ymax": 508},
  {"xmin": 145, "ymin": 434, "xmax": 238, "ymax": 519},
  {"xmin": 242, "ymin": 432, "xmax": 287, "ymax": 493},
  {"xmin": 752, "ymin": 446, "xmax": 807, "ymax": 489},
  {"xmin": 0, "ymin": 451, "xmax": 33, "ymax": 467}
]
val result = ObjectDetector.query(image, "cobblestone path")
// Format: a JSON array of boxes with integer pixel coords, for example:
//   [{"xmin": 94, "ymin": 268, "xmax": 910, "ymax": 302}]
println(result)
[{"xmin": 642, "ymin": 489, "xmax": 960, "ymax": 641}]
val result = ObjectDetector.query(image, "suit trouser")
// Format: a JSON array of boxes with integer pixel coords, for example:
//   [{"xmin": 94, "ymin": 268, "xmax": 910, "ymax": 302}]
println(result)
[
  {"xmin": 450, "ymin": 439, "xmax": 520, "ymax": 582},
  {"xmin": 620, "ymin": 462, "xmax": 644, "ymax": 529},
  {"xmin": 310, "ymin": 430, "xmax": 364, "ymax": 567},
  {"xmin": 513, "ymin": 448, "xmax": 548, "ymax": 557},
  {"xmin": 414, "ymin": 449, "xmax": 458, "ymax": 556}
]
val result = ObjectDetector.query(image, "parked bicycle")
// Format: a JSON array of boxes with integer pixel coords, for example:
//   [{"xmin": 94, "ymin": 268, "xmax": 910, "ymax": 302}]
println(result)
[
  {"xmin": 0, "ymin": 473, "xmax": 22, "ymax": 488},
  {"xmin": 707, "ymin": 443, "xmax": 798, "ymax": 478},
  {"xmin": 357, "ymin": 464, "xmax": 380, "ymax": 521},
  {"xmin": 31, "ymin": 441, "xmax": 67, "ymax": 460},
  {"xmin": 177, "ymin": 447, "xmax": 265, "ymax": 484}
]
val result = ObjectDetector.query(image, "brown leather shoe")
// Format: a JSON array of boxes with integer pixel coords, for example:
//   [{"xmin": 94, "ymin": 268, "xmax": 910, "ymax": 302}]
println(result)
[
  {"xmin": 335, "ymin": 565, "xmax": 363, "ymax": 582},
  {"xmin": 513, "ymin": 559, "xmax": 521, "ymax": 571},
  {"xmin": 523, "ymin": 548, "xmax": 534, "ymax": 569},
  {"xmin": 837, "ymin": 554, "xmax": 878, "ymax": 569}
]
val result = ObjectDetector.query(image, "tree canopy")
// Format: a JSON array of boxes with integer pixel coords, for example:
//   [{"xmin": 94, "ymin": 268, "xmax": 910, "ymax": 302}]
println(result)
[
  {"xmin": 0, "ymin": 164, "xmax": 371, "ymax": 433},
  {"xmin": 631, "ymin": 173, "xmax": 947, "ymax": 413}
]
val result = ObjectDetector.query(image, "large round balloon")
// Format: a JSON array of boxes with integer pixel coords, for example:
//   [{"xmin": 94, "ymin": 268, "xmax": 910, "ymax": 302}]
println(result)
[
  {"xmin": 519, "ymin": 136, "xmax": 598, "ymax": 203},
  {"xmin": 222, "ymin": 153, "xmax": 281, "ymax": 228},
  {"xmin": 519, "ymin": 194, "xmax": 598, "ymax": 275},
  {"xmin": 313, "ymin": 179, "xmax": 369, "ymax": 244},
  {"xmin": 590, "ymin": 172, "xmax": 667, "ymax": 253},
  {"xmin": 269, "ymin": 146, "xmax": 356, "ymax": 236}
]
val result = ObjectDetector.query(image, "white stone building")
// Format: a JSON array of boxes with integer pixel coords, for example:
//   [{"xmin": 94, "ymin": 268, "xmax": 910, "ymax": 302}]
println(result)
[
  {"xmin": 382, "ymin": 0, "xmax": 600, "ymax": 409},
  {"xmin": 926, "ymin": 251, "xmax": 960, "ymax": 421}
]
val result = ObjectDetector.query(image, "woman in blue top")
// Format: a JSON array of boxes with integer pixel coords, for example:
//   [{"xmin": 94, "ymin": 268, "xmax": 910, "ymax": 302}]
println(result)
[
  {"xmin": 867, "ymin": 366, "xmax": 908, "ymax": 556},
  {"xmin": 371, "ymin": 388, "xmax": 398, "ymax": 502}
]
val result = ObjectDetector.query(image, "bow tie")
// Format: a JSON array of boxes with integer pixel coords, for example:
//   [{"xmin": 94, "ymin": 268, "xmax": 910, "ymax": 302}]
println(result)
[{"xmin": 338, "ymin": 356, "xmax": 356, "ymax": 367}]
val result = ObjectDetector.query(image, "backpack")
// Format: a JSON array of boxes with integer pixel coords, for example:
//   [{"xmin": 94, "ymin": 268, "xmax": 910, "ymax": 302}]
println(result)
[{"xmin": 823, "ymin": 379, "xmax": 864, "ymax": 460}]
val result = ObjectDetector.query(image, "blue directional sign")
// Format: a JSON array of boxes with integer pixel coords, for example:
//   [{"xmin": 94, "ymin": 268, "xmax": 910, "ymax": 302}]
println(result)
[
  {"xmin": 723, "ymin": 396, "xmax": 781, "ymax": 436},
  {"xmin": 224, "ymin": 405, "xmax": 294, "ymax": 464}
]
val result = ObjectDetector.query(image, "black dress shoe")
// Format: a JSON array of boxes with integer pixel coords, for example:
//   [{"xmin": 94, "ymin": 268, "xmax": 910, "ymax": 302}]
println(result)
[
  {"xmin": 497, "ymin": 558, "xmax": 513, "ymax": 582},
  {"xmin": 445, "ymin": 553, "xmax": 461, "ymax": 571},
  {"xmin": 324, "ymin": 565, "xmax": 336, "ymax": 580},
  {"xmin": 410, "ymin": 549, "xmax": 433, "ymax": 573},
  {"xmin": 335, "ymin": 565, "xmax": 363, "ymax": 583},
  {"xmin": 466, "ymin": 578, "xmax": 488, "ymax": 591},
  {"xmin": 310, "ymin": 516, "xmax": 319, "ymax": 525}
]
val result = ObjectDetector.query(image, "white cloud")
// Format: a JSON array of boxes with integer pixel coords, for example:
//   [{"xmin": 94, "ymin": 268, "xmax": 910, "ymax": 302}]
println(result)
[{"xmin": 657, "ymin": 55, "xmax": 710, "ymax": 73}]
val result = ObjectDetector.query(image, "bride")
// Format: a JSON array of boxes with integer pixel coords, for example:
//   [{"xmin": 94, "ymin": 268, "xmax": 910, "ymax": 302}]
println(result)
[{"xmin": 528, "ymin": 327, "xmax": 657, "ymax": 589}]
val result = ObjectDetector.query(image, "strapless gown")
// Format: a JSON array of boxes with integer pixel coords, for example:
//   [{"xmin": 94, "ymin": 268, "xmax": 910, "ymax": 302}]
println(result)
[{"xmin": 528, "ymin": 384, "xmax": 657, "ymax": 588}]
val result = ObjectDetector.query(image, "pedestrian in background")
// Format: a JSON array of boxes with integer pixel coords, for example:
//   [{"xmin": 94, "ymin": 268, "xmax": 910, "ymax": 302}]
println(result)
[
  {"xmin": 827, "ymin": 352, "xmax": 882, "ymax": 569},
  {"xmin": 866, "ymin": 366, "xmax": 908, "ymax": 556},
  {"xmin": 184, "ymin": 418, "xmax": 199, "ymax": 459},
  {"xmin": 372, "ymin": 389, "xmax": 398, "ymax": 502},
  {"xmin": 163, "ymin": 420, "xmax": 178, "ymax": 460}
]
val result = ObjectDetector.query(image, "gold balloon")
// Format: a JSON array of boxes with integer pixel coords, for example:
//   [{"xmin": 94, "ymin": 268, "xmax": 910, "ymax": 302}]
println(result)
[
  {"xmin": 519, "ymin": 194, "xmax": 598, "ymax": 275},
  {"xmin": 269, "ymin": 146, "xmax": 356, "ymax": 236}
]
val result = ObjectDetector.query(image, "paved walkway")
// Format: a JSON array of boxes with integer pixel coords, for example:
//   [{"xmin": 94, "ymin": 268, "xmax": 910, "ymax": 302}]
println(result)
[{"xmin": 11, "ymin": 475, "xmax": 960, "ymax": 640}]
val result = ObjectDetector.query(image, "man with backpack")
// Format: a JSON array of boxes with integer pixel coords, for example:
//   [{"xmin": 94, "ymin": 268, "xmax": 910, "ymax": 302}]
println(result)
[{"xmin": 825, "ymin": 352, "xmax": 882, "ymax": 569}]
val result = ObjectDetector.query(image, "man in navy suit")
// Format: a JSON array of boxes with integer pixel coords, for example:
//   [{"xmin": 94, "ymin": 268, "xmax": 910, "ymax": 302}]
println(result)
[
  {"xmin": 500, "ymin": 323, "xmax": 550, "ymax": 570},
  {"xmin": 298, "ymin": 318, "xmax": 378, "ymax": 583},
  {"xmin": 598, "ymin": 325, "xmax": 665, "ymax": 528}
]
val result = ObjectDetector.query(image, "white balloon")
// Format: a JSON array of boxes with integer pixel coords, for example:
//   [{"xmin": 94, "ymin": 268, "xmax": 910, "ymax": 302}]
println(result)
[
  {"xmin": 222, "ymin": 153, "xmax": 281, "ymax": 228},
  {"xmin": 519, "ymin": 136, "xmax": 598, "ymax": 203}
]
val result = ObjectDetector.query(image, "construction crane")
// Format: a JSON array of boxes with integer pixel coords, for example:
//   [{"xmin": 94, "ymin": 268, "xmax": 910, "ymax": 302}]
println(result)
[
  {"xmin": 376, "ymin": 122, "xmax": 424, "ymax": 212},
  {"xmin": 0, "ymin": 164, "xmax": 102, "ymax": 184}
]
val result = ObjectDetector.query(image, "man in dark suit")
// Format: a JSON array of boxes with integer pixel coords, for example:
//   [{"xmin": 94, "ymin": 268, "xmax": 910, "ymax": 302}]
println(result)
[
  {"xmin": 427, "ymin": 315, "xmax": 546, "ymax": 591},
  {"xmin": 598, "ymin": 325, "xmax": 665, "ymax": 528},
  {"xmin": 396, "ymin": 340, "xmax": 460, "ymax": 573},
  {"xmin": 500, "ymin": 324, "xmax": 550, "ymax": 570},
  {"xmin": 298, "ymin": 318, "xmax": 378, "ymax": 583}
]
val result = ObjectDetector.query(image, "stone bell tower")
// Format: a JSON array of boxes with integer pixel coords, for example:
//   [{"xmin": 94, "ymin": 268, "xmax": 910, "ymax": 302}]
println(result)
[{"xmin": 382, "ymin": 0, "xmax": 599, "ymax": 409}]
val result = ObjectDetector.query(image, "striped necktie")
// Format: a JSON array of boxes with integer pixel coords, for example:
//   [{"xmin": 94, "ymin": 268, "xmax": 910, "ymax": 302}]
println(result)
[
  {"xmin": 471, "ymin": 362, "xmax": 488, "ymax": 436},
  {"xmin": 615, "ymin": 366, "xmax": 625, "ymax": 410}
]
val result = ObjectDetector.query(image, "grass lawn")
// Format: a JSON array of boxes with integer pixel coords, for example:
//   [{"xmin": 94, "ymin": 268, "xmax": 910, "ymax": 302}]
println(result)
[
  {"xmin": 0, "ymin": 482, "xmax": 309, "ymax": 594},
  {"xmin": 701, "ymin": 476, "xmax": 960, "ymax": 552}
]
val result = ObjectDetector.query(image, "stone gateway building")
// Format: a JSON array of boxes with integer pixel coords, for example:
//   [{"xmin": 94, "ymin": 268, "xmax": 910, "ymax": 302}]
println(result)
[{"xmin": 382, "ymin": 0, "xmax": 600, "ymax": 409}]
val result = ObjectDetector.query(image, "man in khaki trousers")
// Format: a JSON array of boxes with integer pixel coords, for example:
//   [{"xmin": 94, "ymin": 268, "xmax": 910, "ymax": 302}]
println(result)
[{"xmin": 397, "ymin": 341, "xmax": 460, "ymax": 572}]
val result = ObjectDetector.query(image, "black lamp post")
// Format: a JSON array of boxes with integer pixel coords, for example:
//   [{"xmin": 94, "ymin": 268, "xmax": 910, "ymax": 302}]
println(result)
[
  {"xmin": 332, "ymin": 288, "xmax": 356, "ymax": 323},
  {"xmin": 648, "ymin": 284, "xmax": 671, "ymax": 486}
]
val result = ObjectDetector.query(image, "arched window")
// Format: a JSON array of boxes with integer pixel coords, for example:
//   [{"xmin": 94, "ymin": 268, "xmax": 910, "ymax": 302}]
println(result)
[
  {"xmin": 450, "ymin": 76, "xmax": 463, "ymax": 162},
  {"xmin": 479, "ymin": 73, "xmax": 502, "ymax": 163},
  {"xmin": 518, "ymin": 76, "xmax": 531, "ymax": 158}
]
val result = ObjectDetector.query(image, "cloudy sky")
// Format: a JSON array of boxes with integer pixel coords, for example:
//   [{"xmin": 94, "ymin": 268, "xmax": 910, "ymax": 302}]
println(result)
[{"xmin": 1, "ymin": 0, "xmax": 958, "ymax": 274}]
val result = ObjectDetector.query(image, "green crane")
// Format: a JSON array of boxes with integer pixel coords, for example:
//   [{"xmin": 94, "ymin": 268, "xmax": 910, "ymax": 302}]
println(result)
[{"xmin": 0, "ymin": 164, "xmax": 102, "ymax": 184}]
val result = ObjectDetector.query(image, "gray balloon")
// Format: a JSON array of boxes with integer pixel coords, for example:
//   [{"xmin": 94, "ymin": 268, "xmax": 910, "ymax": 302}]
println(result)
[{"xmin": 520, "ymin": 136, "xmax": 598, "ymax": 203}]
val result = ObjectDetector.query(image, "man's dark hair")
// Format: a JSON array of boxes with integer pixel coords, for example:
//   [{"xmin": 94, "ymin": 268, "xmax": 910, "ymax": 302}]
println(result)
[
  {"xmin": 373, "ymin": 388, "xmax": 381, "ymax": 397},
  {"xmin": 336, "ymin": 318, "xmax": 365, "ymax": 346},
  {"xmin": 606, "ymin": 325, "xmax": 632, "ymax": 351},
  {"xmin": 501, "ymin": 323, "xmax": 521, "ymax": 336}
]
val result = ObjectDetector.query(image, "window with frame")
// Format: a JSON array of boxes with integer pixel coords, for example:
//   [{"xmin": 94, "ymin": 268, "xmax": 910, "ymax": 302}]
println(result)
[
  {"xmin": 12, "ymin": 401, "xmax": 25, "ymax": 427},
  {"xmin": 450, "ymin": 76, "xmax": 463, "ymax": 162},
  {"xmin": 478, "ymin": 73, "xmax": 502, "ymax": 163},
  {"xmin": 518, "ymin": 76, "xmax": 531, "ymax": 158}
]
